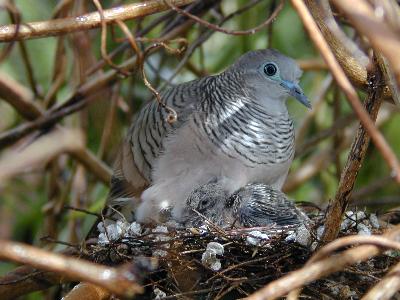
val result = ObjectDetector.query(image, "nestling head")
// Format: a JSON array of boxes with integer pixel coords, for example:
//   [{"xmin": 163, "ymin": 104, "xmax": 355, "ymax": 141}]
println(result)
[
  {"xmin": 227, "ymin": 49, "xmax": 310, "ymax": 112},
  {"xmin": 185, "ymin": 182, "xmax": 227, "ymax": 213}
]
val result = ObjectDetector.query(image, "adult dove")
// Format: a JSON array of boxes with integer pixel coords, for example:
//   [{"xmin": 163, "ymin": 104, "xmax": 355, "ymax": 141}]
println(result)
[{"xmin": 108, "ymin": 49, "xmax": 310, "ymax": 223}]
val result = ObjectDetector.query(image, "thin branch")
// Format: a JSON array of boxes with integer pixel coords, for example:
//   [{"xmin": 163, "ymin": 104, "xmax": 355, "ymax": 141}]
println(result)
[
  {"xmin": 0, "ymin": 14, "xmax": 194, "ymax": 149},
  {"xmin": 164, "ymin": 0, "xmax": 284, "ymax": 35},
  {"xmin": 70, "ymin": 146, "xmax": 112, "ymax": 185},
  {"xmin": 284, "ymin": 106, "xmax": 393, "ymax": 193},
  {"xmin": 92, "ymin": 0, "xmax": 132, "ymax": 77},
  {"xmin": 159, "ymin": 0, "xmax": 273, "ymax": 89},
  {"xmin": 0, "ymin": 128, "xmax": 83, "ymax": 183},
  {"xmin": 0, "ymin": 72, "xmax": 42, "ymax": 120},
  {"xmin": 0, "ymin": 240, "xmax": 144, "ymax": 298},
  {"xmin": 287, "ymin": 235, "xmax": 400, "ymax": 299},
  {"xmin": 322, "ymin": 57, "xmax": 384, "ymax": 242},
  {"xmin": 0, "ymin": 248, "xmax": 78, "ymax": 299},
  {"xmin": 0, "ymin": 0, "xmax": 196, "ymax": 42}
]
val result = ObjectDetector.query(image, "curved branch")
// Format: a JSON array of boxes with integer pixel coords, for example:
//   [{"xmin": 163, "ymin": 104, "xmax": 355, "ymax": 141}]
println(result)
[
  {"xmin": 0, "ymin": 240, "xmax": 143, "ymax": 298},
  {"xmin": 304, "ymin": 0, "xmax": 392, "ymax": 100},
  {"xmin": 0, "ymin": 0, "xmax": 195, "ymax": 41}
]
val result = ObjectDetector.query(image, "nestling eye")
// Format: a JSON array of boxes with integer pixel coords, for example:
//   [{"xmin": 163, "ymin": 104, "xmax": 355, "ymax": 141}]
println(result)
[
  {"xmin": 263, "ymin": 63, "xmax": 277, "ymax": 76},
  {"xmin": 200, "ymin": 199, "xmax": 209, "ymax": 208}
]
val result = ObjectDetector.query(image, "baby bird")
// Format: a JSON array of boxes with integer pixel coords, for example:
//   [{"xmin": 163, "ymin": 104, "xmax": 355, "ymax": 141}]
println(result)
[{"xmin": 184, "ymin": 182, "xmax": 307, "ymax": 228}]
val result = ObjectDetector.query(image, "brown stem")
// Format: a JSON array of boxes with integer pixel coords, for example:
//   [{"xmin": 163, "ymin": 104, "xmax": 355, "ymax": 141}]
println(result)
[
  {"xmin": 0, "ymin": 240, "xmax": 144, "ymax": 298},
  {"xmin": 0, "ymin": 248, "xmax": 78, "ymax": 299},
  {"xmin": 322, "ymin": 57, "xmax": 384, "ymax": 243},
  {"xmin": 0, "ymin": 0, "xmax": 195, "ymax": 42}
]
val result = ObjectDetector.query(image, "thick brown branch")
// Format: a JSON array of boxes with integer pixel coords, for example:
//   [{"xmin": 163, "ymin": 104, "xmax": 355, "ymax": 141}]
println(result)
[
  {"xmin": 0, "ymin": 252, "xmax": 79, "ymax": 300},
  {"xmin": 0, "ymin": 72, "xmax": 42, "ymax": 120},
  {"xmin": 0, "ymin": 0, "xmax": 195, "ymax": 42}
]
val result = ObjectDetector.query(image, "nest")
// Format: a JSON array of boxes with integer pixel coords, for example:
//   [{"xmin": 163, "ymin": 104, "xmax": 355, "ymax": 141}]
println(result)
[{"xmin": 84, "ymin": 211, "xmax": 398, "ymax": 299}]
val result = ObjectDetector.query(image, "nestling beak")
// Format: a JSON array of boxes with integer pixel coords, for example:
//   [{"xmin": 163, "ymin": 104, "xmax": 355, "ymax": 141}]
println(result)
[{"xmin": 280, "ymin": 80, "xmax": 311, "ymax": 109}]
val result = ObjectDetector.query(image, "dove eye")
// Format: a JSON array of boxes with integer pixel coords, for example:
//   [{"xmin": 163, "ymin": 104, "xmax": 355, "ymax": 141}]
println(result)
[{"xmin": 264, "ymin": 63, "xmax": 277, "ymax": 76}]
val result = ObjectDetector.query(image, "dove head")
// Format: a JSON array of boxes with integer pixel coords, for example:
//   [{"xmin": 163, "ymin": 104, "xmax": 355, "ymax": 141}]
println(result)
[
  {"xmin": 183, "ymin": 181, "xmax": 229, "ymax": 226},
  {"xmin": 227, "ymin": 49, "xmax": 310, "ymax": 114}
]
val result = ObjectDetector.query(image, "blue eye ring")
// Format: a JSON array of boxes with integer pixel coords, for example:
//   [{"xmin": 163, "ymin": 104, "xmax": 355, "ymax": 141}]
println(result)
[{"xmin": 264, "ymin": 63, "xmax": 277, "ymax": 76}]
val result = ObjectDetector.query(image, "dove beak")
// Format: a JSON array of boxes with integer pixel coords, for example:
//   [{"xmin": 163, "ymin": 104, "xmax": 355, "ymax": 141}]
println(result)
[{"xmin": 280, "ymin": 80, "xmax": 311, "ymax": 109}]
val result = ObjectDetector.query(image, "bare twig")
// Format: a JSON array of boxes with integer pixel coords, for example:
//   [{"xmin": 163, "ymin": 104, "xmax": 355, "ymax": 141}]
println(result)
[
  {"xmin": 0, "ymin": 248, "xmax": 79, "ymax": 299},
  {"xmin": 0, "ymin": 72, "xmax": 42, "ymax": 120},
  {"xmin": 92, "ymin": 0, "xmax": 131, "ymax": 77},
  {"xmin": 295, "ymin": 74, "xmax": 333, "ymax": 148},
  {"xmin": 140, "ymin": 40, "xmax": 188, "ymax": 123},
  {"xmin": 164, "ymin": 0, "xmax": 284, "ymax": 35},
  {"xmin": 322, "ymin": 57, "xmax": 384, "ymax": 242},
  {"xmin": 0, "ymin": 127, "xmax": 111, "ymax": 185},
  {"xmin": 70, "ymin": 147, "xmax": 112, "ymax": 185},
  {"xmin": 0, "ymin": 16, "xmax": 194, "ymax": 149},
  {"xmin": 0, "ymin": 69, "xmax": 112, "ymax": 183},
  {"xmin": 311, "ymin": 235, "xmax": 400, "ymax": 263},
  {"xmin": 160, "ymin": 0, "xmax": 274, "ymax": 88},
  {"xmin": 0, "ymin": 0, "xmax": 196, "ymax": 41},
  {"xmin": 0, "ymin": 239, "xmax": 144, "ymax": 297},
  {"xmin": 285, "ymin": 106, "xmax": 393, "ymax": 192}
]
